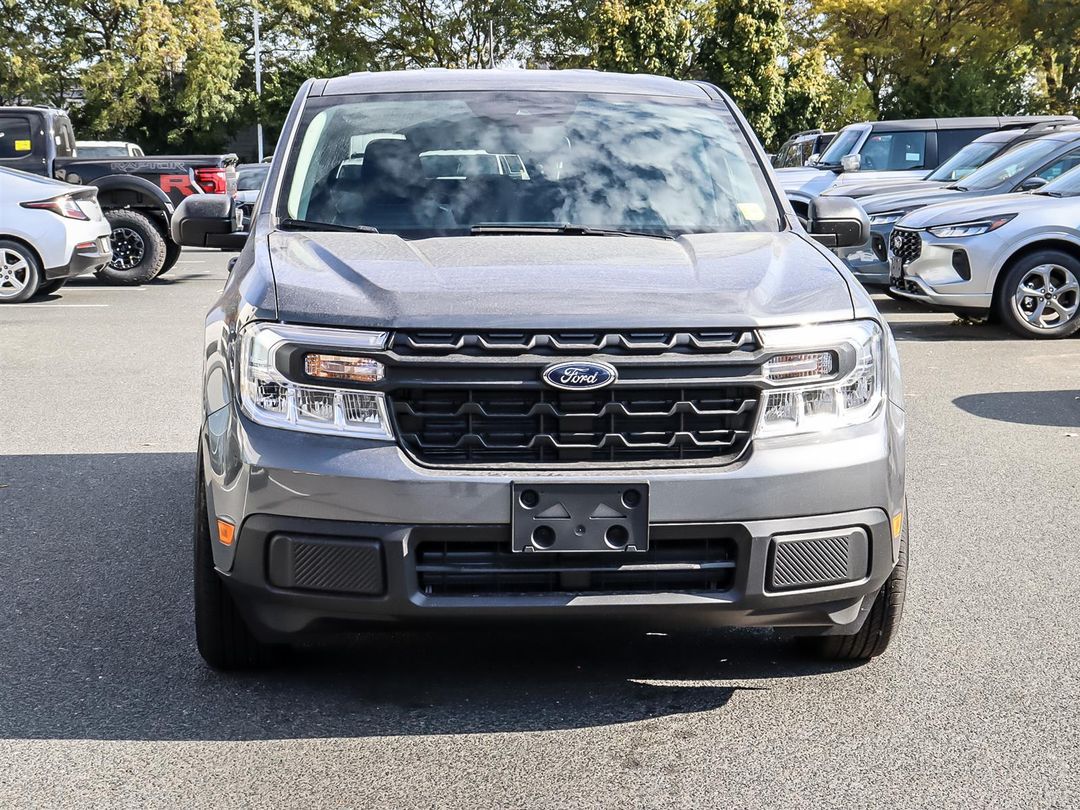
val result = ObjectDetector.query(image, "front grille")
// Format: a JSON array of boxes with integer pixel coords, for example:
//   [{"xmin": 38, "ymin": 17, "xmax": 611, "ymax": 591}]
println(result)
[
  {"xmin": 889, "ymin": 228, "xmax": 922, "ymax": 263},
  {"xmin": 390, "ymin": 385, "xmax": 759, "ymax": 465},
  {"xmin": 416, "ymin": 534, "xmax": 738, "ymax": 596},
  {"xmin": 391, "ymin": 329, "xmax": 756, "ymax": 357}
]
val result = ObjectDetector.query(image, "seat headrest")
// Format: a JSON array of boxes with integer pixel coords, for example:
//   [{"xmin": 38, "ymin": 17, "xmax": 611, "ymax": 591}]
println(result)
[{"xmin": 360, "ymin": 139, "xmax": 424, "ymax": 195}]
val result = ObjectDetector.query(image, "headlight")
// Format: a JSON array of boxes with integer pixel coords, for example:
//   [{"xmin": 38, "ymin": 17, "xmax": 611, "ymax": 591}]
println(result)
[
  {"xmin": 238, "ymin": 322, "xmax": 394, "ymax": 439},
  {"xmin": 868, "ymin": 211, "xmax": 907, "ymax": 226},
  {"xmin": 927, "ymin": 215, "xmax": 1015, "ymax": 238},
  {"xmin": 756, "ymin": 321, "xmax": 884, "ymax": 437}
]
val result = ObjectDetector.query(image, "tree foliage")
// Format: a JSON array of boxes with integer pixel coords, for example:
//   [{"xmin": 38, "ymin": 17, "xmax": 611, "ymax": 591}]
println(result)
[{"xmin": 1, "ymin": 0, "xmax": 1078, "ymax": 154}]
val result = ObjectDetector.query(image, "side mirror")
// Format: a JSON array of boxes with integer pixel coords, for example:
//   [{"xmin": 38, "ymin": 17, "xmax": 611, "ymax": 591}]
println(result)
[
  {"xmin": 1018, "ymin": 176, "xmax": 1048, "ymax": 192},
  {"xmin": 808, "ymin": 196, "xmax": 870, "ymax": 249},
  {"xmin": 170, "ymin": 194, "xmax": 246, "ymax": 250},
  {"xmin": 840, "ymin": 153, "xmax": 862, "ymax": 172}
]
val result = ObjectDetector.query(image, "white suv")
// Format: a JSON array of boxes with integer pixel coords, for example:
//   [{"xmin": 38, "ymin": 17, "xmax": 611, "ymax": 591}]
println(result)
[{"xmin": 0, "ymin": 167, "xmax": 112, "ymax": 302}]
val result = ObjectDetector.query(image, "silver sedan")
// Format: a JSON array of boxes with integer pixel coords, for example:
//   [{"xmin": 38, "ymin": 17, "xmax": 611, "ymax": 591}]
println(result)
[{"xmin": 888, "ymin": 165, "xmax": 1080, "ymax": 338}]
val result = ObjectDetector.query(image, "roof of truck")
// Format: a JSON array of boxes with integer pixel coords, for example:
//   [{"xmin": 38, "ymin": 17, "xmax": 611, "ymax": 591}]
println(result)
[
  {"xmin": 841, "ymin": 115, "xmax": 1076, "ymax": 133},
  {"xmin": 318, "ymin": 69, "xmax": 713, "ymax": 99}
]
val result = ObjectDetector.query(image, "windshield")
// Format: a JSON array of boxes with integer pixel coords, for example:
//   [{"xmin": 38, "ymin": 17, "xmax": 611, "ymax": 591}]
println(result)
[
  {"xmin": 816, "ymin": 127, "xmax": 865, "ymax": 166},
  {"xmin": 237, "ymin": 164, "xmax": 270, "ymax": 191},
  {"xmin": 1040, "ymin": 163, "xmax": 1080, "ymax": 196},
  {"xmin": 278, "ymin": 91, "xmax": 780, "ymax": 238},
  {"xmin": 928, "ymin": 140, "xmax": 1002, "ymax": 182},
  {"xmin": 957, "ymin": 138, "xmax": 1062, "ymax": 190}
]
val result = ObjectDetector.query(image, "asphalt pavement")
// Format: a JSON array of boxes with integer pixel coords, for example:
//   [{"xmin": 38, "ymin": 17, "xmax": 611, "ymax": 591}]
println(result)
[{"xmin": 1, "ymin": 250, "xmax": 1078, "ymax": 808}]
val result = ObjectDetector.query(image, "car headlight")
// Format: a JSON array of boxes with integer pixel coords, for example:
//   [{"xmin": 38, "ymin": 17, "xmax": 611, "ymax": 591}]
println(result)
[
  {"xmin": 237, "ymin": 322, "xmax": 394, "ymax": 439},
  {"xmin": 868, "ymin": 210, "xmax": 908, "ymax": 226},
  {"xmin": 927, "ymin": 215, "xmax": 1015, "ymax": 238},
  {"xmin": 756, "ymin": 321, "xmax": 884, "ymax": 437}
]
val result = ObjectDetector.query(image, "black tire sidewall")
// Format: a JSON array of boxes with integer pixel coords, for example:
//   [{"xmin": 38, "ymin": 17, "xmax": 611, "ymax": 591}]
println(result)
[
  {"xmin": 996, "ymin": 251, "xmax": 1080, "ymax": 339},
  {"xmin": 0, "ymin": 239, "xmax": 43, "ymax": 303},
  {"xmin": 99, "ymin": 209, "xmax": 166, "ymax": 284},
  {"xmin": 157, "ymin": 233, "xmax": 182, "ymax": 277}
]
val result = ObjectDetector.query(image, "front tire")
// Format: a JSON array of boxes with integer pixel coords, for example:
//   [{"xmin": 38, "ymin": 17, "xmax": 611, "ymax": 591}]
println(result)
[
  {"xmin": 0, "ymin": 241, "xmax": 42, "ymax": 303},
  {"xmin": 810, "ymin": 504, "xmax": 908, "ymax": 661},
  {"xmin": 995, "ymin": 250, "xmax": 1080, "ymax": 339},
  {"xmin": 194, "ymin": 461, "xmax": 279, "ymax": 670},
  {"xmin": 97, "ymin": 209, "xmax": 166, "ymax": 285}
]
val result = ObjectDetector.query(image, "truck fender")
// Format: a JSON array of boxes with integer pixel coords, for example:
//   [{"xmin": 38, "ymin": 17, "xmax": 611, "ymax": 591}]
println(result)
[{"xmin": 89, "ymin": 174, "xmax": 175, "ymax": 218}]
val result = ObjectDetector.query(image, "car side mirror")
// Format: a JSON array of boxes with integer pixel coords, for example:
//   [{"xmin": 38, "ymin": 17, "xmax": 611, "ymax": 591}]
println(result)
[
  {"xmin": 171, "ymin": 194, "xmax": 246, "ymax": 250},
  {"xmin": 807, "ymin": 196, "xmax": 869, "ymax": 249},
  {"xmin": 840, "ymin": 153, "xmax": 862, "ymax": 173},
  {"xmin": 1018, "ymin": 176, "xmax": 1048, "ymax": 191}
]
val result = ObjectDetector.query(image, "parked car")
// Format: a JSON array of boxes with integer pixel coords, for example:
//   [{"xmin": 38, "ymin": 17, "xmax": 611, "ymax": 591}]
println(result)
[
  {"xmin": 0, "ymin": 106, "xmax": 237, "ymax": 283},
  {"xmin": 0, "ymin": 167, "xmax": 112, "ymax": 303},
  {"xmin": 773, "ymin": 129, "xmax": 836, "ymax": 168},
  {"xmin": 235, "ymin": 163, "xmax": 270, "ymax": 230},
  {"xmin": 889, "ymin": 163, "xmax": 1080, "ymax": 338},
  {"xmin": 778, "ymin": 116, "xmax": 1076, "ymax": 216},
  {"xmin": 75, "ymin": 140, "xmax": 145, "ymax": 157},
  {"xmin": 821, "ymin": 120, "xmax": 1077, "ymax": 201},
  {"xmin": 842, "ymin": 127, "xmax": 1080, "ymax": 287},
  {"xmin": 172, "ymin": 69, "xmax": 907, "ymax": 671}
]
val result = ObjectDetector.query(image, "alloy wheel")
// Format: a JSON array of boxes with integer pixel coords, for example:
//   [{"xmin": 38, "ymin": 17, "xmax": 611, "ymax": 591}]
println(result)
[
  {"xmin": 0, "ymin": 248, "xmax": 31, "ymax": 300},
  {"xmin": 1012, "ymin": 263, "xmax": 1080, "ymax": 330},
  {"xmin": 110, "ymin": 226, "xmax": 146, "ymax": 271}
]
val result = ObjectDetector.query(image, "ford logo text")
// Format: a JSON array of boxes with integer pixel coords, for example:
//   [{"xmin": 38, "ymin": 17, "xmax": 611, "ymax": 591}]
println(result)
[{"xmin": 541, "ymin": 361, "xmax": 618, "ymax": 391}]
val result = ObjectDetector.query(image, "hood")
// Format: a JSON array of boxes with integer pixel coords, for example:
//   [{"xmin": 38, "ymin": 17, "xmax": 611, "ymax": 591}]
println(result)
[
  {"xmin": 822, "ymin": 179, "xmax": 946, "ymax": 200},
  {"xmin": 774, "ymin": 166, "xmax": 838, "ymax": 197},
  {"xmin": 859, "ymin": 186, "xmax": 972, "ymax": 215},
  {"xmin": 267, "ymin": 231, "xmax": 855, "ymax": 329},
  {"xmin": 897, "ymin": 191, "xmax": 1054, "ymax": 229}
]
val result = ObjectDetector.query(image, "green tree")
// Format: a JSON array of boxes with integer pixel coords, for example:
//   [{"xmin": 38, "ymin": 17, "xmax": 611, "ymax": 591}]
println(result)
[
  {"xmin": 697, "ymin": 0, "xmax": 788, "ymax": 147},
  {"xmin": 591, "ymin": 0, "xmax": 697, "ymax": 76}
]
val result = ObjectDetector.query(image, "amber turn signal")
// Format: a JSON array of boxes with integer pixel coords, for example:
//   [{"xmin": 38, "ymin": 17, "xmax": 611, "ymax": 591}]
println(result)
[
  {"xmin": 892, "ymin": 512, "xmax": 903, "ymax": 539},
  {"xmin": 304, "ymin": 353, "xmax": 385, "ymax": 383},
  {"xmin": 216, "ymin": 519, "xmax": 236, "ymax": 547}
]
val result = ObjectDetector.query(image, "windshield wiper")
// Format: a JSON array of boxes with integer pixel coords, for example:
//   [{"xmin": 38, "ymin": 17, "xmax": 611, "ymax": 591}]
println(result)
[
  {"xmin": 278, "ymin": 218, "xmax": 379, "ymax": 234},
  {"xmin": 470, "ymin": 224, "xmax": 675, "ymax": 240}
]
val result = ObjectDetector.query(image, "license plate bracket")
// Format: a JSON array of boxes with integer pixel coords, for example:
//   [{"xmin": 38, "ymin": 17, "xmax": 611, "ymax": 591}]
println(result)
[{"xmin": 512, "ymin": 483, "xmax": 649, "ymax": 552}]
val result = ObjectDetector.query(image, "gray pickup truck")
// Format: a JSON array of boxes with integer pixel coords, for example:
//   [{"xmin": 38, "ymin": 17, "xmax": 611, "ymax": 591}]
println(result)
[{"xmin": 172, "ymin": 69, "xmax": 908, "ymax": 671}]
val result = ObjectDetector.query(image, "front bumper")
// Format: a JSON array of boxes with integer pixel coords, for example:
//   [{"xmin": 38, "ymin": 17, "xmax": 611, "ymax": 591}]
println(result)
[
  {"xmin": 888, "ymin": 237, "xmax": 994, "ymax": 311},
  {"xmin": 836, "ymin": 225, "xmax": 892, "ymax": 287},
  {"xmin": 202, "ymin": 398, "xmax": 906, "ymax": 640}
]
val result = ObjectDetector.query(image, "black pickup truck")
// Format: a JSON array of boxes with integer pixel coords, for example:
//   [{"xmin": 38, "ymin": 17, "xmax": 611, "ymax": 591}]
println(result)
[{"xmin": 0, "ymin": 105, "xmax": 238, "ymax": 283}]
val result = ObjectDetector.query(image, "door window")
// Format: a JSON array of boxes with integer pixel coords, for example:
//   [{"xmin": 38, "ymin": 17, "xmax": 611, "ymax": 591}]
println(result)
[
  {"xmin": 858, "ymin": 131, "xmax": 927, "ymax": 171},
  {"xmin": 0, "ymin": 116, "xmax": 33, "ymax": 159},
  {"xmin": 1033, "ymin": 148, "xmax": 1080, "ymax": 183}
]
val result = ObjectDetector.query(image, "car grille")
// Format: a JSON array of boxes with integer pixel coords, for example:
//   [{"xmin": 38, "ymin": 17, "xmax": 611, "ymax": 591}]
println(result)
[
  {"xmin": 415, "ymin": 532, "xmax": 738, "ymax": 596},
  {"xmin": 385, "ymin": 329, "xmax": 763, "ymax": 467},
  {"xmin": 889, "ymin": 228, "xmax": 922, "ymax": 263},
  {"xmin": 391, "ymin": 329, "xmax": 756, "ymax": 357},
  {"xmin": 390, "ymin": 385, "xmax": 759, "ymax": 465}
]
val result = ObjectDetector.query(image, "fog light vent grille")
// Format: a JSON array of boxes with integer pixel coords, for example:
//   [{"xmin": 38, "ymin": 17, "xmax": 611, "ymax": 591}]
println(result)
[
  {"xmin": 769, "ymin": 528, "xmax": 868, "ymax": 591},
  {"xmin": 268, "ymin": 534, "xmax": 385, "ymax": 595}
]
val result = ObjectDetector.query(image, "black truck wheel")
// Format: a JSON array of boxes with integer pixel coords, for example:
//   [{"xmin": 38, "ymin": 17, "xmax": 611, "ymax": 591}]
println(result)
[
  {"xmin": 194, "ymin": 461, "xmax": 280, "ymax": 670},
  {"xmin": 156, "ymin": 237, "xmax": 182, "ymax": 277},
  {"xmin": 0, "ymin": 240, "xmax": 43, "ymax": 304},
  {"xmin": 97, "ymin": 209, "xmax": 166, "ymax": 285}
]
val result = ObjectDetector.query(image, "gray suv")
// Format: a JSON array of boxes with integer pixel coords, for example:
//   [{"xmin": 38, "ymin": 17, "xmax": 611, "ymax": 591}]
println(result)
[{"xmin": 172, "ymin": 70, "xmax": 908, "ymax": 670}]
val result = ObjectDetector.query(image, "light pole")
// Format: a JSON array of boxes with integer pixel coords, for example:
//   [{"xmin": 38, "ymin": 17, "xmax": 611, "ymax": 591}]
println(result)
[{"xmin": 253, "ymin": 3, "xmax": 264, "ymax": 161}]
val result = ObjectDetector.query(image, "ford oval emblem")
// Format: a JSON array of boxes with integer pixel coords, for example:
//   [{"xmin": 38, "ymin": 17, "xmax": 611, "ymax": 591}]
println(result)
[{"xmin": 541, "ymin": 361, "xmax": 618, "ymax": 391}]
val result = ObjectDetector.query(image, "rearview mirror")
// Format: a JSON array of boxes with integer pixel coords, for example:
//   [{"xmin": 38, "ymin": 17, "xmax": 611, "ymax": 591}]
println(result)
[
  {"xmin": 808, "ymin": 196, "xmax": 869, "ymax": 249},
  {"xmin": 840, "ymin": 153, "xmax": 862, "ymax": 172},
  {"xmin": 171, "ymin": 194, "xmax": 246, "ymax": 250},
  {"xmin": 1018, "ymin": 176, "xmax": 1048, "ymax": 192}
]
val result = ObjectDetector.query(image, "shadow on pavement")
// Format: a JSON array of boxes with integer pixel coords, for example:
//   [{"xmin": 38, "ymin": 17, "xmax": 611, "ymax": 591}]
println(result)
[
  {"xmin": 0, "ymin": 453, "xmax": 855, "ymax": 742},
  {"xmin": 954, "ymin": 390, "xmax": 1080, "ymax": 428},
  {"xmin": 871, "ymin": 297, "xmax": 1019, "ymax": 342}
]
